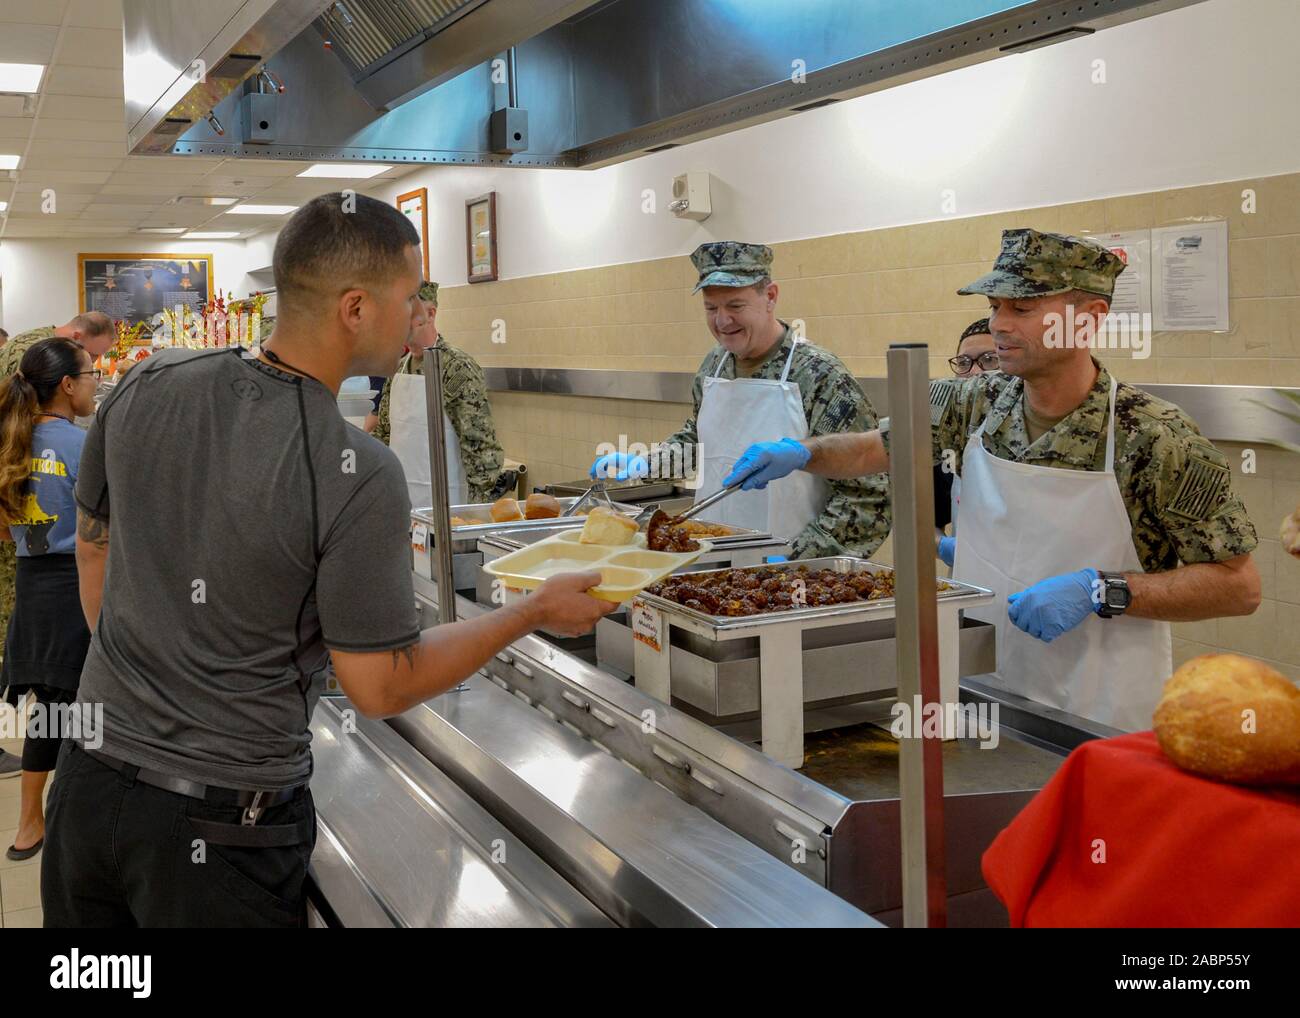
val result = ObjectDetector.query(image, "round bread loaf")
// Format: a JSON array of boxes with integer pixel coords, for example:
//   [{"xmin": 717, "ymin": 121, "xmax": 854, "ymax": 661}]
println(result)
[
  {"xmin": 489, "ymin": 496, "xmax": 523, "ymax": 523},
  {"xmin": 524, "ymin": 492, "xmax": 562, "ymax": 519},
  {"xmin": 1153, "ymin": 653, "xmax": 1300, "ymax": 785}
]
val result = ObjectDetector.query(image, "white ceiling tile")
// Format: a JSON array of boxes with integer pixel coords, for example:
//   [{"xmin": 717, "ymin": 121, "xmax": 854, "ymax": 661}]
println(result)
[
  {"xmin": 0, "ymin": 117, "xmax": 34, "ymax": 140},
  {"xmin": 14, "ymin": 179, "xmax": 105, "ymax": 195},
  {"xmin": 22, "ymin": 154, "xmax": 123, "ymax": 173},
  {"xmin": 0, "ymin": 1, "xmax": 69, "ymax": 25},
  {"xmin": 121, "ymin": 155, "xmax": 225, "ymax": 174},
  {"xmin": 31, "ymin": 117, "xmax": 126, "ymax": 143},
  {"xmin": 65, "ymin": 0, "xmax": 122, "ymax": 30},
  {"xmin": 99, "ymin": 181, "xmax": 172, "ymax": 195},
  {"xmin": 27, "ymin": 138, "xmax": 127, "ymax": 159},
  {"xmin": 39, "ymin": 94, "xmax": 123, "ymax": 120},
  {"xmin": 43, "ymin": 65, "xmax": 123, "ymax": 97},
  {"xmin": 55, "ymin": 27, "xmax": 122, "ymax": 68},
  {"xmin": 209, "ymin": 158, "xmax": 310, "ymax": 177},
  {"xmin": 0, "ymin": 23, "xmax": 59, "ymax": 63},
  {"xmin": 80, "ymin": 204, "xmax": 159, "ymax": 218}
]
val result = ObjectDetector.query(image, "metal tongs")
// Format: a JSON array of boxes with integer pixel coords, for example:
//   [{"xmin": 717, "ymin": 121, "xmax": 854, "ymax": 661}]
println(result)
[
  {"xmin": 661, "ymin": 479, "xmax": 745, "ymax": 525},
  {"xmin": 562, "ymin": 479, "xmax": 617, "ymax": 517}
]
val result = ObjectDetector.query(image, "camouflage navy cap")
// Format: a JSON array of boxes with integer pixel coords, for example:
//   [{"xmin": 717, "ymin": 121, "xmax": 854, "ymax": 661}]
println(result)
[
  {"xmin": 418, "ymin": 280, "xmax": 439, "ymax": 305},
  {"xmin": 957, "ymin": 229, "xmax": 1125, "ymax": 300},
  {"xmin": 690, "ymin": 241, "xmax": 774, "ymax": 293}
]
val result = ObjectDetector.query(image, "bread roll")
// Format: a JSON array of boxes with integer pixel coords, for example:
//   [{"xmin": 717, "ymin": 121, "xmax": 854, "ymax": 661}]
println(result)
[
  {"xmin": 489, "ymin": 497, "xmax": 523, "ymax": 523},
  {"xmin": 524, "ymin": 492, "xmax": 562, "ymax": 519},
  {"xmin": 1281, "ymin": 508, "xmax": 1300, "ymax": 558},
  {"xmin": 579, "ymin": 506, "xmax": 637, "ymax": 546},
  {"xmin": 1153, "ymin": 653, "xmax": 1300, "ymax": 786}
]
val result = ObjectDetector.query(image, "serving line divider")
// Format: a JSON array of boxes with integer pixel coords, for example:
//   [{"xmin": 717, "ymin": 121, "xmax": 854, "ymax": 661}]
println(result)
[{"xmin": 887, "ymin": 341, "xmax": 947, "ymax": 929}]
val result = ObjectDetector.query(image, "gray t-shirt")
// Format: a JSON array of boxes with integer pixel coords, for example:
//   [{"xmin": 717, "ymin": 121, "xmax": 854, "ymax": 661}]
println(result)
[{"xmin": 75, "ymin": 348, "xmax": 419, "ymax": 790}]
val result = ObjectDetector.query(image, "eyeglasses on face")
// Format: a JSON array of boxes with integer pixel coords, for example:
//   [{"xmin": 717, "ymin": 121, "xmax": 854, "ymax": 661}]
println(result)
[
  {"xmin": 948, "ymin": 351, "xmax": 1000, "ymax": 375},
  {"xmin": 74, "ymin": 369, "xmax": 103, "ymax": 380}
]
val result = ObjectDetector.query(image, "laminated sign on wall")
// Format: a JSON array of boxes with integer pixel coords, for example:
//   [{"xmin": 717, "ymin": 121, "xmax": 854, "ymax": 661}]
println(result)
[{"xmin": 1151, "ymin": 220, "xmax": 1230, "ymax": 331}]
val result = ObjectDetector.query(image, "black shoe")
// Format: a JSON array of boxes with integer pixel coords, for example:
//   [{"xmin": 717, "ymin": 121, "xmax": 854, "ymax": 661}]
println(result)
[{"xmin": 6, "ymin": 838, "xmax": 43, "ymax": 861}]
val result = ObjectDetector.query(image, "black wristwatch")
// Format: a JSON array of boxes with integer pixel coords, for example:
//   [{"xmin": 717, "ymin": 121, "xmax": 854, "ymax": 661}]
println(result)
[{"xmin": 1096, "ymin": 570, "xmax": 1131, "ymax": 618}]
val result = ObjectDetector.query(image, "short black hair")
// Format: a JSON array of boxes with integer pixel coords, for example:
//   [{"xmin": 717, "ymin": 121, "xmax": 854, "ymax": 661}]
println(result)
[{"xmin": 273, "ymin": 192, "xmax": 420, "ymax": 313}]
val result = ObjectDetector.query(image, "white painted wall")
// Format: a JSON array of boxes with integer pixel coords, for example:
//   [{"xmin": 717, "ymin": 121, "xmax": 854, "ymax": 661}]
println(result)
[
  {"xmin": 0, "ymin": 236, "xmax": 255, "ymax": 335},
  {"xmin": 1, "ymin": 0, "xmax": 1295, "ymax": 324}
]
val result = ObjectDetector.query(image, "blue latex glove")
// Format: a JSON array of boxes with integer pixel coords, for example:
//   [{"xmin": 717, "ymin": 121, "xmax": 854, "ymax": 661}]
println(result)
[
  {"xmin": 937, "ymin": 536, "xmax": 956, "ymax": 567},
  {"xmin": 589, "ymin": 452, "xmax": 648, "ymax": 481},
  {"xmin": 1007, "ymin": 568, "xmax": 1100, "ymax": 643},
  {"xmin": 722, "ymin": 438, "xmax": 811, "ymax": 491}
]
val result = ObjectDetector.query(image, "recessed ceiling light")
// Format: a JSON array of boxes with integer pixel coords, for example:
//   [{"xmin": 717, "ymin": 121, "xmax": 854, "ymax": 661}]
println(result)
[
  {"xmin": 297, "ymin": 163, "xmax": 392, "ymax": 179},
  {"xmin": 138, "ymin": 227, "xmax": 186, "ymax": 234},
  {"xmin": 226, "ymin": 204, "xmax": 298, "ymax": 215},
  {"xmin": 0, "ymin": 154, "xmax": 20, "ymax": 170},
  {"xmin": 0, "ymin": 202, "xmax": 8, "ymax": 213},
  {"xmin": 183, "ymin": 231, "xmax": 241, "ymax": 239},
  {"xmin": 0, "ymin": 63, "xmax": 44, "ymax": 93}
]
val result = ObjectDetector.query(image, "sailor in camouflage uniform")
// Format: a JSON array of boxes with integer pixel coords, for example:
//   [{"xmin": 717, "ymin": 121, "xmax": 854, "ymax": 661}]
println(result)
[
  {"xmin": 0, "ymin": 314, "xmax": 115, "ymax": 668},
  {"xmin": 724, "ymin": 229, "xmax": 1259, "ymax": 731},
  {"xmin": 592, "ymin": 242, "xmax": 891, "ymax": 559},
  {"xmin": 375, "ymin": 282, "xmax": 506, "ymax": 504}
]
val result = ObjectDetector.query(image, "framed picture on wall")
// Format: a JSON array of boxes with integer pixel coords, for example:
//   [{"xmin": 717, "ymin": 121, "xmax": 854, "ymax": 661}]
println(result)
[
  {"xmin": 466, "ymin": 191, "xmax": 497, "ymax": 283},
  {"xmin": 396, "ymin": 187, "xmax": 430, "ymax": 281},
  {"xmin": 78, "ymin": 253, "xmax": 213, "ymax": 327}
]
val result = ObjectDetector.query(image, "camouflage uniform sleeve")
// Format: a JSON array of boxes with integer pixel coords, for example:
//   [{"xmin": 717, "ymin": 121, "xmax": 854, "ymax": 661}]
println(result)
[
  {"xmin": 651, "ymin": 350, "xmax": 712, "ymax": 479},
  {"xmin": 879, "ymin": 376, "xmax": 977, "ymax": 476},
  {"xmin": 442, "ymin": 347, "xmax": 504, "ymax": 503},
  {"xmin": 790, "ymin": 363, "xmax": 892, "ymax": 560},
  {"xmin": 374, "ymin": 375, "xmax": 394, "ymax": 446},
  {"xmin": 1140, "ymin": 422, "xmax": 1258, "ymax": 565}
]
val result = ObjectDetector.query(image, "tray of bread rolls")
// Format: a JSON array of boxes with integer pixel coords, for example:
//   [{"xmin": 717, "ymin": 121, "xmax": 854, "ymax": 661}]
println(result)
[
  {"xmin": 412, "ymin": 493, "xmax": 642, "ymax": 554},
  {"xmin": 481, "ymin": 507, "xmax": 713, "ymax": 603}
]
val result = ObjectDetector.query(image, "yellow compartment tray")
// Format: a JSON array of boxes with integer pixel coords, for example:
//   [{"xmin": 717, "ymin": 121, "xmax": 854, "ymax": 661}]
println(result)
[{"xmin": 481, "ymin": 530, "xmax": 712, "ymax": 603}]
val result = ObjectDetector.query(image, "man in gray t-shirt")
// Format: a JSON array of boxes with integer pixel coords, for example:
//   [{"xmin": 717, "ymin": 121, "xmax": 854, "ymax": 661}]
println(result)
[{"xmin": 43, "ymin": 194, "xmax": 614, "ymax": 928}]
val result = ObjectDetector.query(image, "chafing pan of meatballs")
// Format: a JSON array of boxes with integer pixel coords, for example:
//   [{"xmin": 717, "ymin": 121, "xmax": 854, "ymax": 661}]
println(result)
[{"xmin": 643, "ymin": 564, "xmax": 950, "ymax": 618}]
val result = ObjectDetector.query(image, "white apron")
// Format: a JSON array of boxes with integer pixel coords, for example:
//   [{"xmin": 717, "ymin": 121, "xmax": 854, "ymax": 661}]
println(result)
[
  {"xmin": 389, "ymin": 368, "xmax": 467, "ymax": 508},
  {"xmin": 952, "ymin": 378, "xmax": 1172, "ymax": 731},
  {"xmin": 694, "ymin": 339, "xmax": 827, "ymax": 543}
]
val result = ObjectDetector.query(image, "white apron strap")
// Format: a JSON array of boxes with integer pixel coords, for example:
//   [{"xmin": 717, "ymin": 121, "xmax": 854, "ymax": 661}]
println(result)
[{"xmin": 778, "ymin": 333, "xmax": 799, "ymax": 383}]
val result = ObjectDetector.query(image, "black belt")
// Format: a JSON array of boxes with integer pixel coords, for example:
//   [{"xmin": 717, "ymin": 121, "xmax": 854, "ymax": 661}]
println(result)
[{"xmin": 81, "ymin": 746, "xmax": 304, "ymax": 825}]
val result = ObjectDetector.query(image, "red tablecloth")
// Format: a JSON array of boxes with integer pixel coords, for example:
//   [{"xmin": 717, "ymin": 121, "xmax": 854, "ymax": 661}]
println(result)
[{"xmin": 982, "ymin": 731, "xmax": 1300, "ymax": 927}]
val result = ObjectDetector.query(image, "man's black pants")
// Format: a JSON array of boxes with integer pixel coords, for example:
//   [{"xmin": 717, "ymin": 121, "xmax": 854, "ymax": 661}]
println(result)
[{"xmin": 42, "ymin": 740, "xmax": 316, "ymax": 928}]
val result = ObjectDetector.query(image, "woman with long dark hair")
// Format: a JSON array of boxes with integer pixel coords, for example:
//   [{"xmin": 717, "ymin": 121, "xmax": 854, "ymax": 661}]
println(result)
[{"xmin": 0, "ymin": 337, "xmax": 98, "ymax": 860}]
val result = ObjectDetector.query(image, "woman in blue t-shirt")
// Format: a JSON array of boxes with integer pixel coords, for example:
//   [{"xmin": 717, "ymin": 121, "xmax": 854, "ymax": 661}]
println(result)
[{"xmin": 0, "ymin": 337, "xmax": 97, "ymax": 861}]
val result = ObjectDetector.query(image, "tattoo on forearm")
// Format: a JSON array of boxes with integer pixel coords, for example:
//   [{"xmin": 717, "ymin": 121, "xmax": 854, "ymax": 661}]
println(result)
[
  {"xmin": 390, "ymin": 642, "xmax": 418, "ymax": 671},
  {"xmin": 77, "ymin": 509, "xmax": 110, "ymax": 549}
]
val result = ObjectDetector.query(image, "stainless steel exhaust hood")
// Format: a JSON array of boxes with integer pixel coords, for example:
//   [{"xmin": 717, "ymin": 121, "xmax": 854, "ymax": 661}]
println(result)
[{"xmin": 129, "ymin": 0, "xmax": 1207, "ymax": 167}]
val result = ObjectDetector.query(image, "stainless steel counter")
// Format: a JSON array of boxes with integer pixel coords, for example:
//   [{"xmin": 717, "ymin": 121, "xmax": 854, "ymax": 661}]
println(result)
[{"xmin": 306, "ymin": 569, "xmax": 1089, "ymax": 927}]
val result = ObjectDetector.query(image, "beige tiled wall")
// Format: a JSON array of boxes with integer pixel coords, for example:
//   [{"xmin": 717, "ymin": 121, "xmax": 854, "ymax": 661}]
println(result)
[{"xmin": 437, "ymin": 170, "xmax": 1300, "ymax": 678}]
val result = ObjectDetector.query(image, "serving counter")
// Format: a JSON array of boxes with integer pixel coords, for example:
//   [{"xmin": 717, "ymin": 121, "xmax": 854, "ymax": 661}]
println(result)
[{"xmin": 306, "ymin": 565, "xmax": 1091, "ymax": 928}]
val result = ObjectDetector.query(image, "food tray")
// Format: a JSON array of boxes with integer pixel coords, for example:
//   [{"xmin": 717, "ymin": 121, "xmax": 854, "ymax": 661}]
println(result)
[
  {"xmin": 482, "ymin": 530, "xmax": 712, "ymax": 603},
  {"xmin": 477, "ymin": 519, "xmax": 773, "ymax": 552},
  {"xmin": 634, "ymin": 557, "xmax": 994, "ymax": 636},
  {"xmin": 411, "ymin": 497, "xmax": 641, "ymax": 554}
]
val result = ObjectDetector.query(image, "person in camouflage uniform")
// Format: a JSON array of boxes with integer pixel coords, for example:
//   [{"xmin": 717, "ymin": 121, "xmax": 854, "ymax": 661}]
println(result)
[
  {"xmin": 0, "ymin": 314, "xmax": 116, "ymax": 657},
  {"xmin": 594, "ymin": 241, "xmax": 892, "ymax": 559},
  {"xmin": 728, "ymin": 227, "xmax": 1260, "ymax": 626},
  {"xmin": 374, "ymin": 281, "xmax": 506, "ymax": 502}
]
